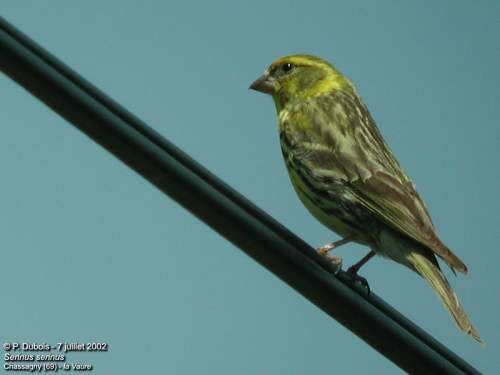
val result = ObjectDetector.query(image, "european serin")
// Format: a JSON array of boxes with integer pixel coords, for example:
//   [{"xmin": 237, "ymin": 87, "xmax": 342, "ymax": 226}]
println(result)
[{"xmin": 250, "ymin": 54, "xmax": 481, "ymax": 343}]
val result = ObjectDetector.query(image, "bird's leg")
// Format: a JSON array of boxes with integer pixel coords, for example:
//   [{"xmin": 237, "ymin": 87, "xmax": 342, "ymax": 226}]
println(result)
[
  {"xmin": 347, "ymin": 250, "xmax": 375, "ymax": 275},
  {"xmin": 317, "ymin": 237, "xmax": 352, "ymax": 266},
  {"xmin": 345, "ymin": 250, "xmax": 376, "ymax": 294},
  {"xmin": 318, "ymin": 237, "xmax": 352, "ymax": 255}
]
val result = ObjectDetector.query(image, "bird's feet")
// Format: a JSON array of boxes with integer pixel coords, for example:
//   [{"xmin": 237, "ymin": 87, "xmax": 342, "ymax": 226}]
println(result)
[
  {"xmin": 317, "ymin": 237, "xmax": 353, "ymax": 272},
  {"xmin": 345, "ymin": 265, "xmax": 370, "ymax": 295},
  {"xmin": 317, "ymin": 244, "xmax": 343, "ymax": 272}
]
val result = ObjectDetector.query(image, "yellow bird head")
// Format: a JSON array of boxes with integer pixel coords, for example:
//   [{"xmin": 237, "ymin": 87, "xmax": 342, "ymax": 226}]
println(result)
[{"xmin": 250, "ymin": 54, "xmax": 353, "ymax": 110}]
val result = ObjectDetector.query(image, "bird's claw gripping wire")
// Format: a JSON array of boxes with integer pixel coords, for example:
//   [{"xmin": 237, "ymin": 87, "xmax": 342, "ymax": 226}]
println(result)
[
  {"xmin": 345, "ymin": 266, "xmax": 371, "ymax": 295},
  {"xmin": 317, "ymin": 237, "xmax": 353, "ymax": 273}
]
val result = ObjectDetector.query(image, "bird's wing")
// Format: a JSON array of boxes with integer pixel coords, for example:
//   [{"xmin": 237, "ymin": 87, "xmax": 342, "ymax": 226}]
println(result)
[{"xmin": 282, "ymin": 91, "xmax": 467, "ymax": 273}]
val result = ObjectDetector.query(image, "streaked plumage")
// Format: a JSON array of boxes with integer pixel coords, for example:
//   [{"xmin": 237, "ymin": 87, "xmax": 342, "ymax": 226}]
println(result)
[{"xmin": 250, "ymin": 54, "xmax": 481, "ymax": 342}]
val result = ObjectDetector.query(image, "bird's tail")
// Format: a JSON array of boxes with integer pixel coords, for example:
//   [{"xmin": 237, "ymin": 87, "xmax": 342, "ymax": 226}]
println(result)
[{"xmin": 407, "ymin": 252, "xmax": 483, "ymax": 344}]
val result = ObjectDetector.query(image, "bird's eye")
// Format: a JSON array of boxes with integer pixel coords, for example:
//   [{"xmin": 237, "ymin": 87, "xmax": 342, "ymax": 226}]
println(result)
[{"xmin": 282, "ymin": 62, "xmax": 294, "ymax": 73}]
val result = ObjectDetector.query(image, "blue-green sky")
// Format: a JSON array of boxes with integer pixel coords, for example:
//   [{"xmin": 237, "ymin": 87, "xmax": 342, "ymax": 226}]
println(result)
[{"xmin": 1, "ymin": 1, "xmax": 498, "ymax": 373}]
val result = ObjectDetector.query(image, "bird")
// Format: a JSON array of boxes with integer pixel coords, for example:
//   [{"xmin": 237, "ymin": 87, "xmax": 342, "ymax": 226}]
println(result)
[{"xmin": 249, "ymin": 54, "xmax": 482, "ymax": 343}]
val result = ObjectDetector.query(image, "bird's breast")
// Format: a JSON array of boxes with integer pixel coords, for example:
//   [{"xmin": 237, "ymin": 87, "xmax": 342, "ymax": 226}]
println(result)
[{"xmin": 279, "ymin": 139, "xmax": 361, "ymax": 240}]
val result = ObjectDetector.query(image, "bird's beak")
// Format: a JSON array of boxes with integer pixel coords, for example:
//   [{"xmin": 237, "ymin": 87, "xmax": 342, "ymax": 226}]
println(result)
[{"xmin": 249, "ymin": 71, "xmax": 275, "ymax": 95}]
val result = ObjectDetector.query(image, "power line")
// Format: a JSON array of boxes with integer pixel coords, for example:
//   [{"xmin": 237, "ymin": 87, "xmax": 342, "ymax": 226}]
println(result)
[{"xmin": 0, "ymin": 16, "xmax": 480, "ymax": 375}]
